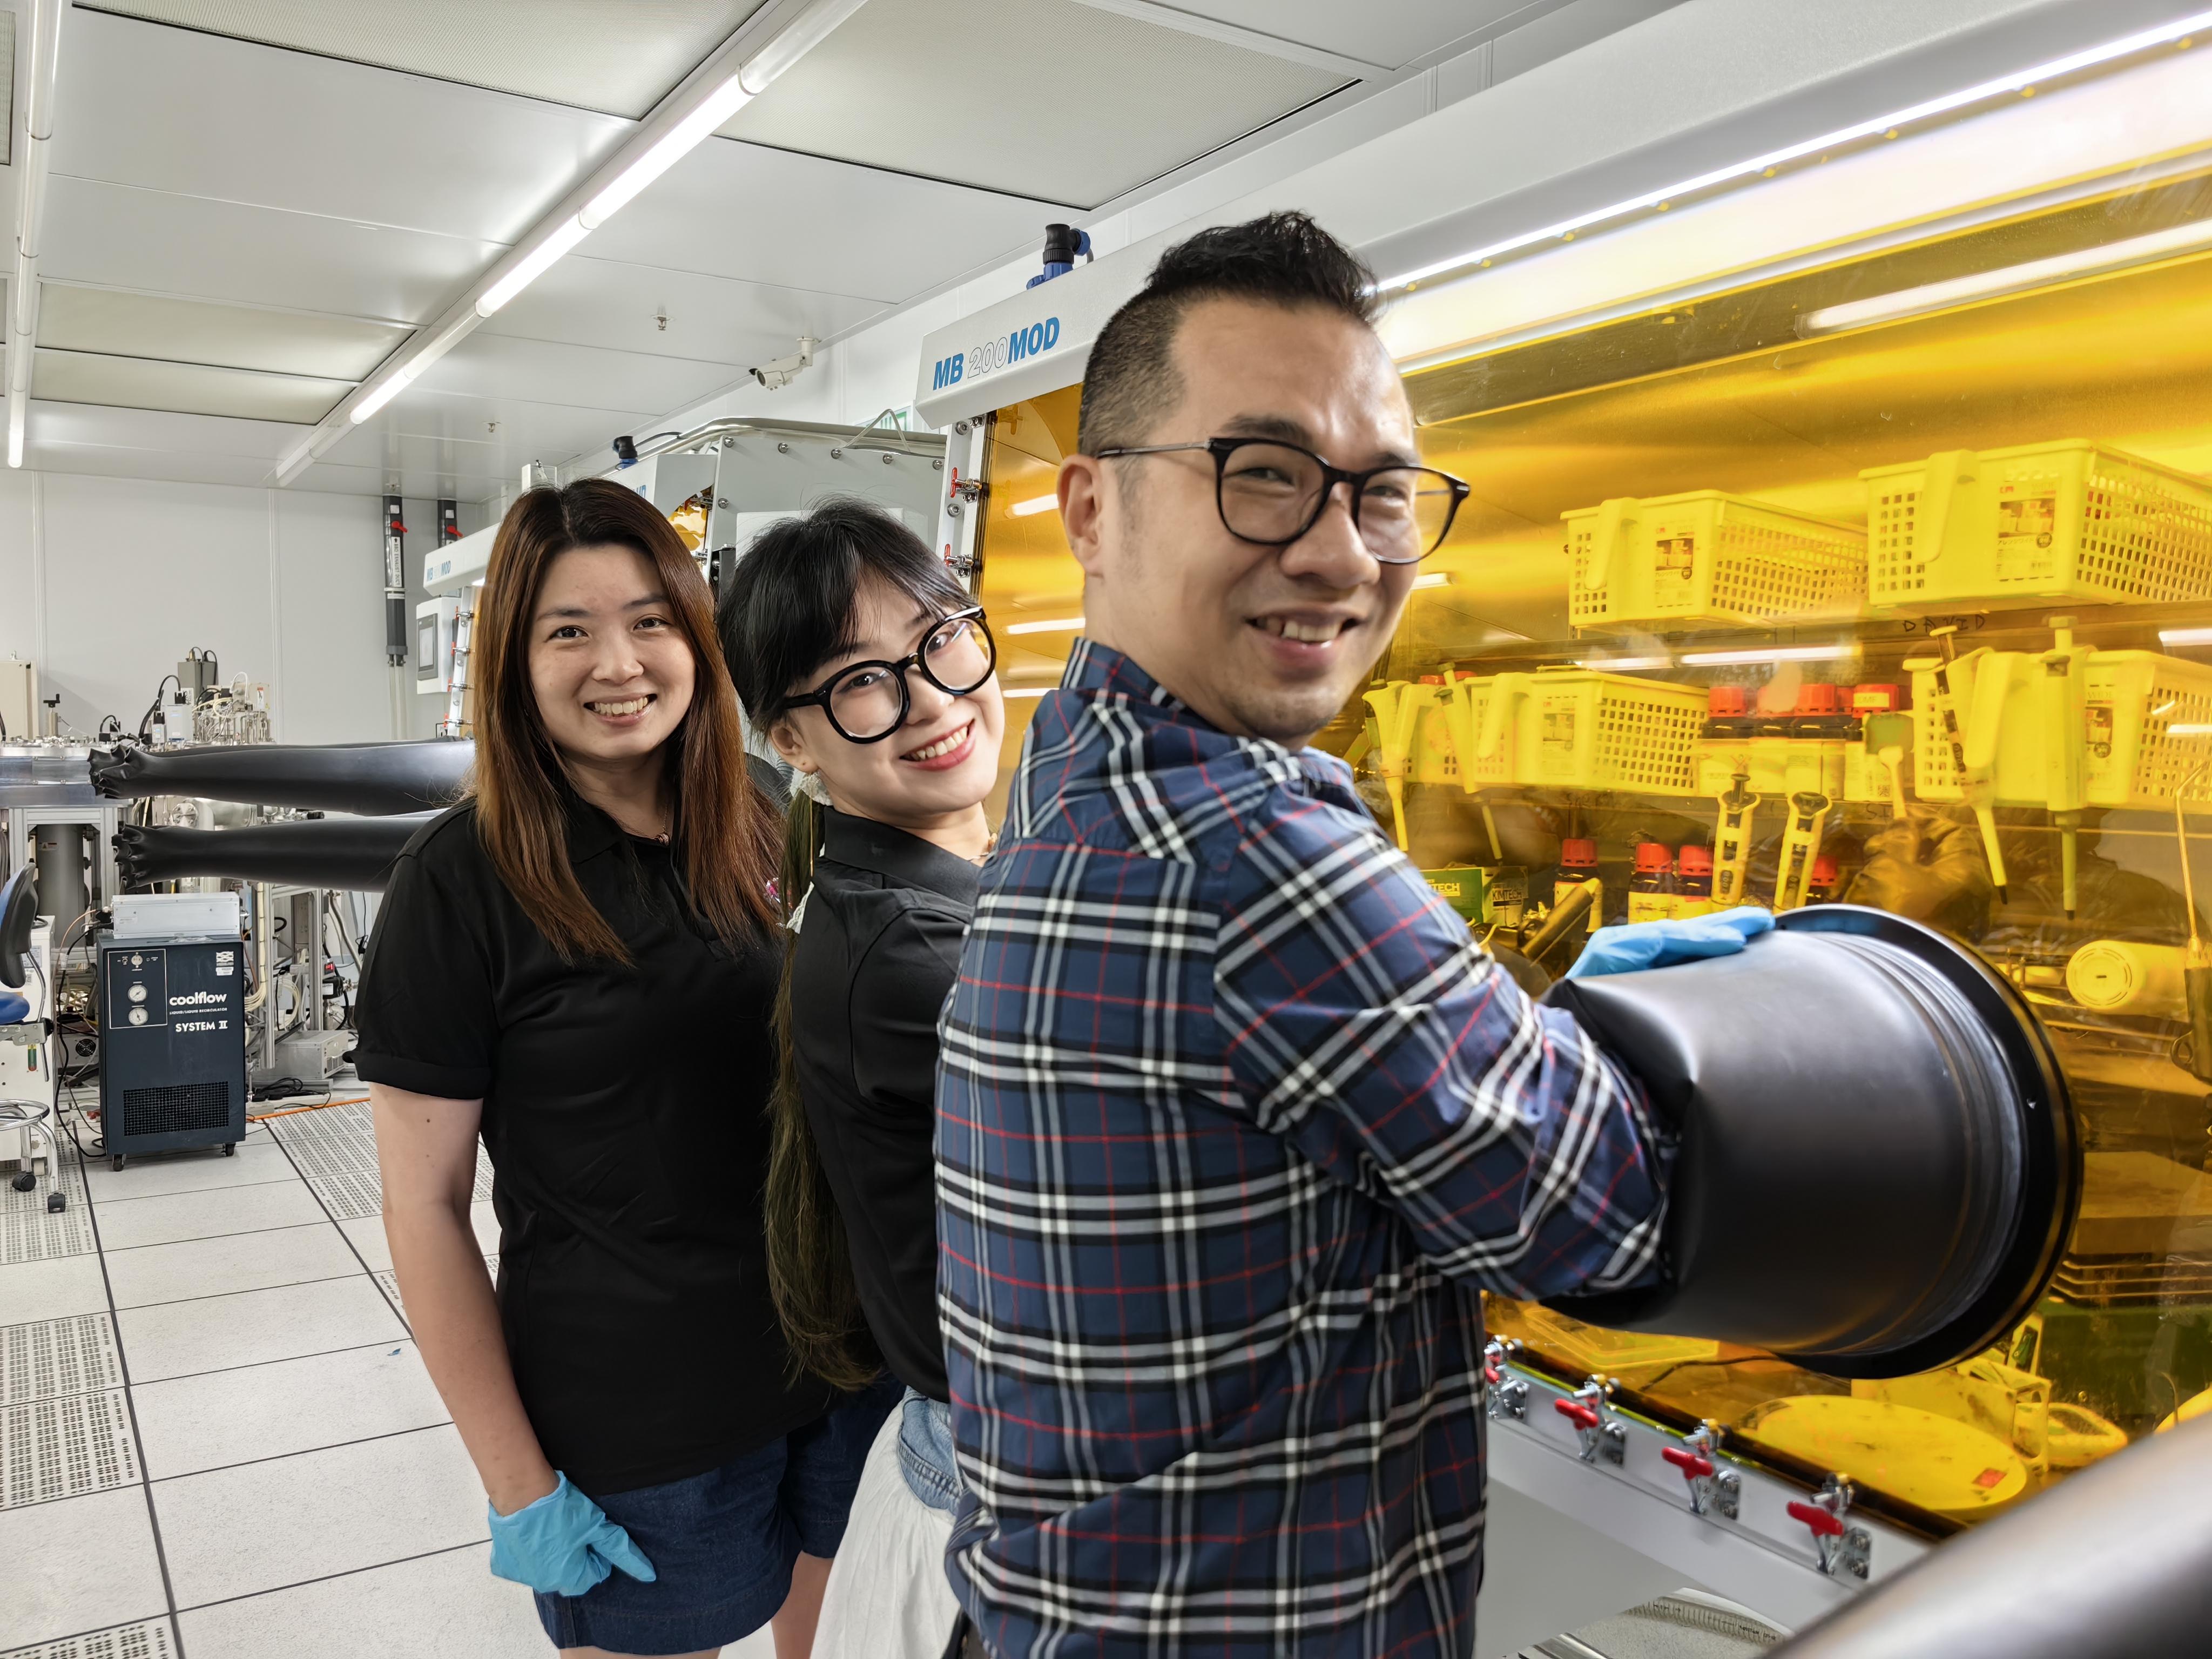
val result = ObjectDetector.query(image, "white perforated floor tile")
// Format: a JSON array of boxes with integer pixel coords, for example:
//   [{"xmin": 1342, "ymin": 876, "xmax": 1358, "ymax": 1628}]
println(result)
[
  {"xmin": 1, "ymin": 1388, "xmax": 139, "ymax": 1508},
  {"xmin": 0, "ymin": 1157, "xmax": 93, "ymax": 1263},
  {"xmin": 269, "ymin": 1102, "xmax": 490, "ymax": 1219},
  {"xmin": 0, "ymin": 1621, "xmax": 176, "ymax": 1659},
  {"xmin": 0, "ymin": 1316, "xmax": 122, "ymax": 1406}
]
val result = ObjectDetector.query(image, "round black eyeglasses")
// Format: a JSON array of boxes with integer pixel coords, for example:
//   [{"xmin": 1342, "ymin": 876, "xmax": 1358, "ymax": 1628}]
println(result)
[
  {"xmin": 1092, "ymin": 436, "xmax": 1471, "ymax": 563},
  {"xmin": 785, "ymin": 608, "xmax": 997, "ymax": 744}
]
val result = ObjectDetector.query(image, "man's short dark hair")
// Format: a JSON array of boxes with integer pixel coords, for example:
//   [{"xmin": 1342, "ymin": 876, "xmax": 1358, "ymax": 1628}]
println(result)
[{"xmin": 1075, "ymin": 211, "xmax": 1378, "ymax": 456}]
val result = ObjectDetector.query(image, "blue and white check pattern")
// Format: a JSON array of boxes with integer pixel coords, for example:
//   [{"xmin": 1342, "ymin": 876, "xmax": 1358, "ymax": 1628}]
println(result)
[{"xmin": 936, "ymin": 640, "xmax": 1672, "ymax": 1657}]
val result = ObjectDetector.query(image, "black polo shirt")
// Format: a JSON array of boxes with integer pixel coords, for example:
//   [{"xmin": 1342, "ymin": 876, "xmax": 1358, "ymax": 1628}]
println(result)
[
  {"xmin": 354, "ymin": 795, "xmax": 832, "ymax": 1496},
  {"xmin": 788, "ymin": 810, "xmax": 977, "ymax": 1401}
]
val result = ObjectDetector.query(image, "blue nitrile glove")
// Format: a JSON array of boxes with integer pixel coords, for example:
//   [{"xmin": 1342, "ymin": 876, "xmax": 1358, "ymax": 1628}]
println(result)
[
  {"xmin": 487, "ymin": 1473, "xmax": 656, "ymax": 1597},
  {"xmin": 0, "ymin": 992, "xmax": 28, "ymax": 1025},
  {"xmin": 1566, "ymin": 906, "xmax": 1774, "ymax": 979}
]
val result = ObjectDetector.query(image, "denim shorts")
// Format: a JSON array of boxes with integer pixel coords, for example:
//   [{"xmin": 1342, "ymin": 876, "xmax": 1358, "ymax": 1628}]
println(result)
[
  {"xmin": 535, "ymin": 1377, "xmax": 900, "ymax": 1655},
  {"xmin": 896, "ymin": 1389, "xmax": 961, "ymax": 1515}
]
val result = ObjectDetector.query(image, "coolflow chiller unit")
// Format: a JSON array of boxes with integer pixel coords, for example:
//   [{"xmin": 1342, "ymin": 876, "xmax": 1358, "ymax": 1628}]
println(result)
[{"xmin": 97, "ymin": 894, "xmax": 246, "ymax": 1170}]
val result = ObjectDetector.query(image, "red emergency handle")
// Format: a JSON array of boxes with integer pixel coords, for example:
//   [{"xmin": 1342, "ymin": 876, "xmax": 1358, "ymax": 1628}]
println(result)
[
  {"xmin": 1555, "ymin": 1398, "xmax": 1600, "ymax": 1430},
  {"xmin": 1787, "ymin": 1500, "xmax": 1845, "ymax": 1539},
  {"xmin": 1661, "ymin": 1446, "xmax": 1714, "ymax": 1481}
]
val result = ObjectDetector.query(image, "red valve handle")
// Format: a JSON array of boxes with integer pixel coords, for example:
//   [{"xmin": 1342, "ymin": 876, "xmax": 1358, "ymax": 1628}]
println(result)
[
  {"xmin": 1483, "ymin": 1363, "xmax": 1502, "ymax": 1385},
  {"xmin": 1787, "ymin": 1500, "xmax": 1845, "ymax": 1538},
  {"xmin": 1661, "ymin": 1447, "xmax": 1714, "ymax": 1481},
  {"xmin": 1555, "ymin": 1398, "xmax": 1600, "ymax": 1429}
]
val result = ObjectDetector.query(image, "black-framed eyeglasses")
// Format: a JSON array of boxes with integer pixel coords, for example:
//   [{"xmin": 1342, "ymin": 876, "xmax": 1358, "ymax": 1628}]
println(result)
[
  {"xmin": 785, "ymin": 607, "xmax": 997, "ymax": 744},
  {"xmin": 1092, "ymin": 436, "xmax": 1471, "ymax": 563}
]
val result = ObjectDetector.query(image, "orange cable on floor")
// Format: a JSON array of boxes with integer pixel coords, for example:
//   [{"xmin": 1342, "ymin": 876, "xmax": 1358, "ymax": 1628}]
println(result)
[{"xmin": 246, "ymin": 1095, "xmax": 370, "ymax": 1122}]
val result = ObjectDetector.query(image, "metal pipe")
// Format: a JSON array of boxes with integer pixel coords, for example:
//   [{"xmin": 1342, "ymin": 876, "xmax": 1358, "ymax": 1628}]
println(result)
[{"xmin": 255, "ymin": 882, "xmax": 276, "ymax": 1076}]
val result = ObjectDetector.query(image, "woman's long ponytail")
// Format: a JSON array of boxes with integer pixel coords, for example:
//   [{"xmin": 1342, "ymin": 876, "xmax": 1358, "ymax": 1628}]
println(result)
[{"xmin": 763, "ymin": 792, "xmax": 883, "ymax": 1392}]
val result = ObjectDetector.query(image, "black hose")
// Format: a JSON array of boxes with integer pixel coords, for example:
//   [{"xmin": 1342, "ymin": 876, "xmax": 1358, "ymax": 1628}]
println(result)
[
  {"xmin": 91, "ymin": 740, "xmax": 473, "ymax": 816},
  {"xmin": 114, "ymin": 814, "xmax": 436, "ymax": 892}
]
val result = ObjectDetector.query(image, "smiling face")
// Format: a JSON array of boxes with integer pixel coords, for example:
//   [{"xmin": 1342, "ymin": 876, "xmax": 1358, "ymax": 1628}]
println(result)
[
  {"xmin": 770, "ymin": 576, "xmax": 1006, "ymax": 835},
  {"xmin": 527, "ymin": 542, "xmax": 696, "ymax": 777},
  {"xmin": 1059, "ymin": 296, "xmax": 1420, "ymax": 747}
]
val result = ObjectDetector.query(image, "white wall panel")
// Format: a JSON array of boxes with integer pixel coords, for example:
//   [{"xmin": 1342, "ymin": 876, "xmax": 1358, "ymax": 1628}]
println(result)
[
  {"xmin": 0, "ymin": 472, "xmax": 394, "ymax": 744},
  {"xmin": 0, "ymin": 474, "xmax": 38, "ymax": 674},
  {"xmin": 272, "ymin": 490, "xmax": 398, "ymax": 744},
  {"xmin": 39, "ymin": 474, "xmax": 273, "ymax": 736}
]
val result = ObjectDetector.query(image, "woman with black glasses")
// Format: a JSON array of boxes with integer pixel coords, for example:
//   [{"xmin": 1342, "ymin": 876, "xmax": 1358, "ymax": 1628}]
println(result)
[{"xmin": 718, "ymin": 499, "xmax": 1005, "ymax": 1659}]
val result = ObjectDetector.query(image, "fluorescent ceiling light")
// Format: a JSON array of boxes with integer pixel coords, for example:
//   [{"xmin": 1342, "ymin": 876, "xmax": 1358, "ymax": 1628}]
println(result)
[
  {"xmin": 2161, "ymin": 628, "xmax": 2212, "ymax": 647},
  {"xmin": 1579, "ymin": 655, "xmax": 1672, "ymax": 671},
  {"xmin": 1679, "ymin": 643, "xmax": 1858, "ymax": 666},
  {"xmin": 1799, "ymin": 215, "xmax": 2212, "ymax": 335},
  {"xmin": 1378, "ymin": 7, "xmax": 2212, "ymax": 293},
  {"xmin": 1003, "ymin": 685, "xmax": 1055, "ymax": 699},
  {"xmin": 1009, "ymin": 494, "xmax": 1059, "ymax": 517},
  {"xmin": 1006, "ymin": 616, "xmax": 1083, "ymax": 635},
  {"xmin": 349, "ymin": 372, "xmax": 410, "ymax": 424},
  {"xmin": 478, "ymin": 217, "xmax": 591, "ymax": 318},
  {"xmin": 583, "ymin": 76, "xmax": 754, "ymax": 228},
  {"xmin": 2169, "ymin": 723, "xmax": 2212, "ymax": 736},
  {"xmin": 1411, "ymin": 572, "xmax": 1450, "ymax": 590}
]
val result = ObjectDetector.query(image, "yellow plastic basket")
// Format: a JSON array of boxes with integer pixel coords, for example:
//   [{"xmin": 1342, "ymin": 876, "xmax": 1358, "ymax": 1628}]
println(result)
[
  {"xmin": 1448, "ymin": 667, "xmax": 1707, "ymax": 795},
  {"xmin": 1863, "ymin": 442, "xmax": 2212, "ymax": 613},
  {"xmin": 1910, "ymin": 649, "xmax": 2212, "ymax": 811},
  {"xmin": 1563, "ymin": 490, "xmax": 1866, "ymax": 633}
]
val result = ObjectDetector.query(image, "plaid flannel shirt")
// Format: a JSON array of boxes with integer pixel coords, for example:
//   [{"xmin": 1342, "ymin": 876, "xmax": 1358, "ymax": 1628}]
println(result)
[{"xmin": 936, "ymin": 640, "xmax": 1672, "ymax": 1657}]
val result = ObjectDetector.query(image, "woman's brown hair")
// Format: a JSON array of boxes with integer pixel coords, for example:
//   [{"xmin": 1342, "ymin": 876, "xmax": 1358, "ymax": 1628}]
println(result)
[{"xmin": 471, "ymin": 478, "xmax": 778, "ymax": 961}]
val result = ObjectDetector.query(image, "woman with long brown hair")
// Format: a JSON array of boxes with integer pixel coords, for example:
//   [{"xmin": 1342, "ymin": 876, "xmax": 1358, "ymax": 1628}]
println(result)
[{"xmin": 354, "ymin": 480, "xmax": 896, "ymax": 1659}]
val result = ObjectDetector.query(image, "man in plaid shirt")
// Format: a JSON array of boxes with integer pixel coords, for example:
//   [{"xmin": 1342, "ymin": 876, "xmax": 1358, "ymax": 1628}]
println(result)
[{"xmin": 935, "ymin": 213, "xmax": 1767, "ymax": 1657}]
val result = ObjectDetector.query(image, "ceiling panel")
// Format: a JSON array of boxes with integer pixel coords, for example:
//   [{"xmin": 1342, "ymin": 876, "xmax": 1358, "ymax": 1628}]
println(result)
[
  {"xmin": 723, "ymin": 0, "xmax": 1346, "ymax": 207},
  {"xmin": 40, "ymin": 176, "xmax": 500, "ymax": 321},
  {"xmin": 22, "ymin": 434, "xmax": 302, "ymax": 489},
  {"xmin": 56, "ymin": 9, "xmax": 631, "ymax": 247},
  {"xmin": 80, "ymin": 0, "xmax": 768, "ymax": 119},
  {"xmin": 320, "ymin": 390, "xmax": 671, "ymax": 493},
  {"xmin": 25, "ymin": 399, "xmax": 305, "ymax": 461},
  {"xmin": 477, "ymin": 255, "xmax": 885, "ymax": 366},
  {"xmin": 406, "ymin": 333, "xmax": 741, "ymax": 419},
  {"xmin": 32, "ymin": 350, "xmax": 353, "ymax": 423},
  {"xmin": 39, "ymin": 286, "xmax": 408, "ymax": 379},
  {"xmin": 1124, "ymin": 1, "xmax": 1537, "ymax": 70},
  {"xmin": 584, "ymin": 133, "xmax": 1063, "ymax": 302}
]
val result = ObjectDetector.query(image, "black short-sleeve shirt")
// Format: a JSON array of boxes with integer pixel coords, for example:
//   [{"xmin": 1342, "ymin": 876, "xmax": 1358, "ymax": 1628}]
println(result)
[
  {"xmin": 354, "ymin": 795, "xmax": 832, "ymax": 1496},
  {"xmin": 787, "ymin": 811, "xmax": 977, "ymax": 1401}
]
